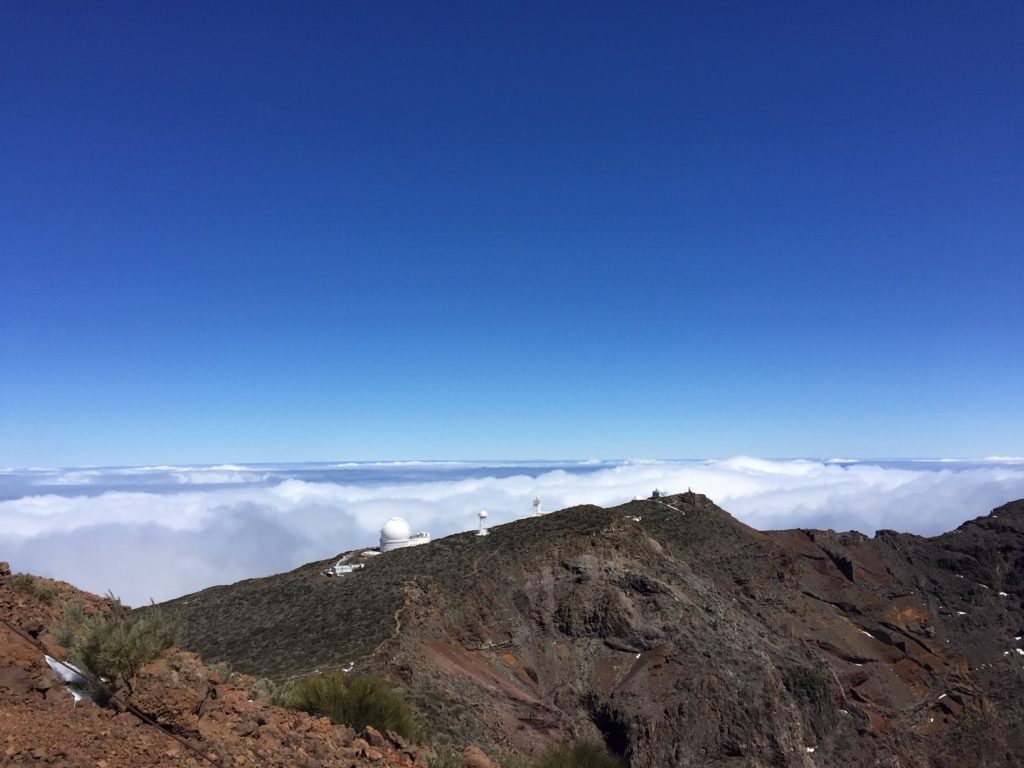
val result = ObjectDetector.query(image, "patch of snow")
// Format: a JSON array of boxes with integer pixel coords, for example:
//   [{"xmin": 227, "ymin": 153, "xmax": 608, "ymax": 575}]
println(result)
[
  {"xmin": 806, "ymin": 747, "xmax": 816, "ymax": 753},
  {"xmin": 66, "ymin": 687, "xmax": 90, "ymax": 707},
  {"xmin": 1017, "ymin": 649, "xmax": 1024, "ymax": 656},
  {"xmin": 860, "ymin": 630, "xmax": 873, "ymax": 637},
  {"xmin": 977, "ymin": 583, "xmax": 990, "ymax": 589},
  {"xmin": 998, "ymin": 592, "xmax": 1009, "ymax": 597},
  {"xmin": 44, "ymin": 655, "xmax": 86, "ymax": 686},
  {"xmin": 938, "ymin": 693, "xmax": 947, "ymax": 699},
  {"xmin": 956, "ymin": 611, "xmax": 967, "ymax": 616}
]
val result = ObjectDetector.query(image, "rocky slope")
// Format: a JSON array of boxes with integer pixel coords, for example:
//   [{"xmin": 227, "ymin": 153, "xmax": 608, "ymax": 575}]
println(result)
[
  {"xmin": 163, "ymin": 494, "xmax": 1024, "ymax": 767},
  {"xmin": 0, "ymin": 567, "xmax": 428, "ymax": 767}
]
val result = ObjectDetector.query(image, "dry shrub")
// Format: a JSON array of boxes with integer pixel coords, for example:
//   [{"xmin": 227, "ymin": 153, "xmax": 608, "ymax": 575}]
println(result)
[
  {"xmin": 538, "ymin": 740, "xmax": 626, "ymax": 768},
  {"xmin": 283, "ymin": 672, "xmax": 417, "ymax": 740},
  {"xmin": 53, "ymin": 595, "xmax": 178, "ymax": 700}
]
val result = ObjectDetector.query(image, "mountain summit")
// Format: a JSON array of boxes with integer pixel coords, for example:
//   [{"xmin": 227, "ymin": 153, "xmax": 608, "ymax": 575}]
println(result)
[{"xmin": 165, "ymin": 493, "xmax": 1024, "ymax": 767}]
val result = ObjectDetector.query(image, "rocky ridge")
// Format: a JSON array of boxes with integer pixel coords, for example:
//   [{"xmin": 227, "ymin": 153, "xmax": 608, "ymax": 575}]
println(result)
[{"xmin": 164, "ymin": 494, "xmax": 1024, "ymax": 767}]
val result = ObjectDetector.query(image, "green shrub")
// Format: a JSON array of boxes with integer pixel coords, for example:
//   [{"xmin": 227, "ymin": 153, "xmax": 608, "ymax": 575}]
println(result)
[
  {"xmin": 538, "ymin": 740, "xmax": 626, "ymax": 768},
  {"xmin": 52, "ymin": 595, "xmax": 178, "ymax": 698},
  {"xmin": 283, "ymin": 672, "xmax": 417, "ymax": 740},
  {"xmin": 8, "ymin": 573, "xmax": 58, "ymax": 604},
  {"xmin": 498, "ymin": 753, "xmax": 537, "ymax": 768},
  {"xmin": 427, "ymin": 746, "xmax": 464, "ymax": 768}
]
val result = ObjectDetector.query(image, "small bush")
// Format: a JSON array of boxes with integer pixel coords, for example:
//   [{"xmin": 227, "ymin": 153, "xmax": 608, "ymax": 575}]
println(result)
[
  {"xmin": 498, "ymin": 754, "xmax": 537, "ymax": 768},
  {"xmin": 283, "ymin": 672, "xmax": 417, "ymax": 740},
  {"xmin": 8, "ymin": 573, "xmax": 58, "ymax": 604},
  {"xmin": 427, "ymin": 746, "xmax": 463, "ymax": 768},
  {"xmin": 538, "ymin": 740, "xmax": 626, "ymax": 768},
  {"xmin": 53, "ymin": 595, "xmax": 178, "ymax": 698}
]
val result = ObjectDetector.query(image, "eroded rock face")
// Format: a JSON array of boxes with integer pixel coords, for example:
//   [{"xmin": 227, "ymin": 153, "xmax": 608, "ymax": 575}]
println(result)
[{"xmin": 168, "ymin": 496, "xmax": 1024, "ymax": 767}]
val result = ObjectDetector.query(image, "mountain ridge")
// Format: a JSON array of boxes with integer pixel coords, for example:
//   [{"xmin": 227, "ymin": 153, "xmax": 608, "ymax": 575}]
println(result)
[{"xmin": 162, "ymin": 493, "xmax": 1024, "ymax": 767}]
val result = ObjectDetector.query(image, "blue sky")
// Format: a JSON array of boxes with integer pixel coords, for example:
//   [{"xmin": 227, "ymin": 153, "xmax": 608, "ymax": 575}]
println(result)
[{"xmin": 2, "ymin": 2, "xmax": 1022, "ymax": 466}]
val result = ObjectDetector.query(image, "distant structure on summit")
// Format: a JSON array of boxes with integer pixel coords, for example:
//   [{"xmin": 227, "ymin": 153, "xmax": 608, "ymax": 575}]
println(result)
[
  {"xmin": 379, "ymin": 516, "xmax": 431, "ymax": 553},
  {"xmin": 533, "ymin": 496, "xmax": 542, "ymax": 516},
  {"xmin": 477, "ymin": 510, "xmax": 489, "ymax": 536}
]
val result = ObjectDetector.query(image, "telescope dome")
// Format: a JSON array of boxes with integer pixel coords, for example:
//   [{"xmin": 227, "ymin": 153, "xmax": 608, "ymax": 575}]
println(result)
[{"xmin": 380, "ymin": 516, "xmax": 412, "ymax": 552}]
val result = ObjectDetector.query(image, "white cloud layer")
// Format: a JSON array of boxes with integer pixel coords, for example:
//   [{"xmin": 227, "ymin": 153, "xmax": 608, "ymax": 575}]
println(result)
[{"xmin": 2, "ymin": 458, "xmax": 1023, "ymax": 606}]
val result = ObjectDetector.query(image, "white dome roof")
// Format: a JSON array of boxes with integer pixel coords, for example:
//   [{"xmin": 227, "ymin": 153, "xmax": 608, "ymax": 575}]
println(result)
[{"xmin": 380, "ymin": 516, "xmax": 412, "ymax": 544}]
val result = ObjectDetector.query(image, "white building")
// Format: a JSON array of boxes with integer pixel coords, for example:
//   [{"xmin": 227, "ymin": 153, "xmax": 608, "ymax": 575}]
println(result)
[{"xmin": 379, "ymin": 516, "xmax": 431, "ymax": 552}]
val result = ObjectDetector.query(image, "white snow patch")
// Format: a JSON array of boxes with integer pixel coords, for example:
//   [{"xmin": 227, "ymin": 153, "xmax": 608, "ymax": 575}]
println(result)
[
  {"xmin": 44, "ymin": 655, "xmax": 86, "ymax": 686},
  {"xmin": 66, "ymin": 687, "xmax": 90, "ymax": 706}
]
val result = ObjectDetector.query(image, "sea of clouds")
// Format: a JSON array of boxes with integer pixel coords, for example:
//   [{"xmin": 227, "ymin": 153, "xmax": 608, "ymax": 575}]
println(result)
[{"xmin": 2, "ymin": 457, "xmax": 1024, "ymax": 606}]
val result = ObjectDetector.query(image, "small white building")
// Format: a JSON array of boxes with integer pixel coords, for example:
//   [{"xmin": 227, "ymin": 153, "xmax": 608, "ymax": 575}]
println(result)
[
  {"xmin": 379, "ymin": 516, "xmax": 431, "ymax": 552},
  {"xmin": 326, "ymin": 561, "xmax": 364, "ymax": 577}
]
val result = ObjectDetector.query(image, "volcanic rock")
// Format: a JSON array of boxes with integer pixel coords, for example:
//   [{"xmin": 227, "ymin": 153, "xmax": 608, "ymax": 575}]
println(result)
[{"xmin": 164, "ymin": 494, "xmax": 1024, "ymax": 767}]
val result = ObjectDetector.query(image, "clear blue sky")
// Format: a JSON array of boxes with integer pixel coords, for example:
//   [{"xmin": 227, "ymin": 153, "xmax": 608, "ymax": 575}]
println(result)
[{"xmin": 2, "ymin": 1, "xmax": 1022, "ymax": 466}]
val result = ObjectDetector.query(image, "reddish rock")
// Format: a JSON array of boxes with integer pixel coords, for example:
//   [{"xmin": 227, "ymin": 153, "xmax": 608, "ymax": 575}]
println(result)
[
  {"xmin": 362, "ymin": 725, "xmax": 389, "ymax": 748},
  {"xmin": 462, "ymin": 745, "xmax": 498, "ymax": 768}
]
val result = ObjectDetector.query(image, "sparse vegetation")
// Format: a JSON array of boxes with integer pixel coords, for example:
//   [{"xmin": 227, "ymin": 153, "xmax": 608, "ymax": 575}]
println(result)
[
  {"xmin": 426, "ymin": 746, "xmax": 463, "ymax": 768},
  {"xmin": 537, "ymin": 740, "xmax": 626, "ymax": 768},
  {"xmin": 53, "ymin": 594, "xmax": 178, "ymax": 699},
  {"xmin": 282, "ymin": 672, "xmax": 418, "ymax": 740},
  {"xmin": 8, "ymin": 573, "xmax": 58, "ymax": 604}
]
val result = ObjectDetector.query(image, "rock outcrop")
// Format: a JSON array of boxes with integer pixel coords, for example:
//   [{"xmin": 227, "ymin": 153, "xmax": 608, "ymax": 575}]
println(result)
[{"xmin": 0, "ymin": 569, "xmax": 429, "ymax": 767}]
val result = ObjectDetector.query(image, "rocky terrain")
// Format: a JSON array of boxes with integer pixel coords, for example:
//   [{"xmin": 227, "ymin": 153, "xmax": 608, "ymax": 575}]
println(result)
[
  {"xmin": 0, "ymin": 565, "xmax": 430, "ymax": 767},
  {"xmin": 162, "ymin": 494, "xmax": 1024, "ymax": 767}
]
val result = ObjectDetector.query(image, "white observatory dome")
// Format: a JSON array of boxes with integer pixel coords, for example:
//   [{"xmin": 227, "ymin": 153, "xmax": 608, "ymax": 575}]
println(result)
[{"xmin": 380, "ymin": 516, "xmax": 412, "ymax": 552}]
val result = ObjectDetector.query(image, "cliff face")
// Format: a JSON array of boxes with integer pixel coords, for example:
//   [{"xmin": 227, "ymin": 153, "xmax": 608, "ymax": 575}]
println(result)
[{"xmin": 165, "ymin": 495, "xmax": 1024, "ymax": 768}]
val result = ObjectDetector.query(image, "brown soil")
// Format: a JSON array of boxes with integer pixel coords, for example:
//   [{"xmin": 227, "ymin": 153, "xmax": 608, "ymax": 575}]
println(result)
[{"xmin": 0, "ymin": 573, "xmax": 427, "ymax": 767}]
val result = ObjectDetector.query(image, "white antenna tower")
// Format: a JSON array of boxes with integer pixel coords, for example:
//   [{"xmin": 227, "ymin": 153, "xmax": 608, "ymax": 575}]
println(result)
[
  {"xmin": 477, "ymin": 510, "xmax": 489, "ymax": 536},
  {"xmin": 533, "ymin": 496, "xmax": 542, "ymax": 516}
]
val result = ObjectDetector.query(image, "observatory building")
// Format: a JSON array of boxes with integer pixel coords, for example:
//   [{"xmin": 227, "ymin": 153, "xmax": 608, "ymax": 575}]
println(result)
[{"xmin": 379, "ymin": 516, "xmax": 431, "ymax": 553}]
